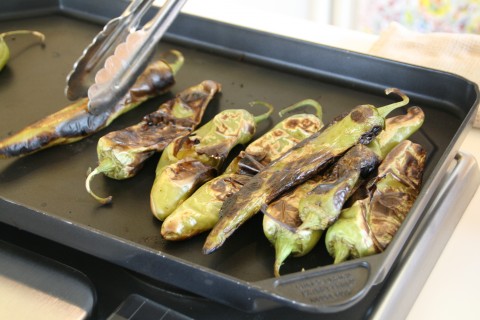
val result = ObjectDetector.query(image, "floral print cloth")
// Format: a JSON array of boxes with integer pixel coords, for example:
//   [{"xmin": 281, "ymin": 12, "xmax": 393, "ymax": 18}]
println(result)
[{"xmin": 358, "ymin": 0, "xmax": 480, "ymax": 34}]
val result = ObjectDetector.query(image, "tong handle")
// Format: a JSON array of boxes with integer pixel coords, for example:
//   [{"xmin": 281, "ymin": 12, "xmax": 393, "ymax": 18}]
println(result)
[{"xmin": 87, "ymin": 0, "xmax": 187, "ymax": 115}]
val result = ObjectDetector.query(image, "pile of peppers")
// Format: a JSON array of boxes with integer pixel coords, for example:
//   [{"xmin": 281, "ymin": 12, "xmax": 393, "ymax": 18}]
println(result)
[
  {"xmin": 85, "ymin": 80, "xmax": 221, "ymax": 204},
  {"xmin": 203, "ymin": 88, "xmax": 413, "ymax": 254},
  {"xmin": 149, "ymin": 101, "xmax": 274, "ymax": 221},
  {"xmin": 160, "ymin": 99, "xmax": 324, "ymax": 241},
  {"xmin": 197, "ymin": 88, "xmax": 426, "ymax": 277},
  {"xmin": 0, "ymin": 42, "xmax": 429, "ymax": 279},
  {"xmin": 325, "ymin": 139, "xmax": 426, "ymax": 264},
  {"xmin": 263, "ymin": 106, "xmax": 425, "ymax": 276},
  {"xmin": 153, "ymin": 87, "xmax": 426, "ymax": 278}
]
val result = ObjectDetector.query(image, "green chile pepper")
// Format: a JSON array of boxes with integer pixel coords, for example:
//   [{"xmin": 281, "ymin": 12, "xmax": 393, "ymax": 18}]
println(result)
[
  {"xmin": 325, "ymin": 197, "xmax": 379, "ymax": 263},
  {"xmin": 262, "ymin": 177, "xmax": 324, "ymax": 277},
  {"xmin": 298, "ymin": 145, "xmax": 380, "ymax": 230},
  {"xmin": 298, "ymin": 106, "xmax": 425, "ymax": 231},
  {"xmin": 160, "ymin": 100, "xmax": 324, "ymax": 240},
  {"xmin": 151, "ymin": 158, "xmax": 218, "ymax": 217},
  {"xmin": 263, "ymin": 144, "xmax": 379, "ymax": 277},
  {"xmin": 85, "ymin": 80, "xmax": 221, "ymax": 204},
  {"xmin": 224, "ymin": 99, "xmax": 323, "ymax": 175},
  {"xmin": 0, "ymin": 30, "xmax": 45, "ymax": 71},
  {"xmin": 161, "ymin": 173, "xmax": 251, "ymax": 240},
  {"xmin": 262, "ymin": 106, "xmax": 424, "ymax": 276},
  {"xmin": 0, "ymin": 51, "xmax": 183, "ymax": 158},
  {"xmin": 203, "ymin": 88, "xmax": 409, "ymax": 254},
  {"xmin": 366, "ymin": 106, "xmax": 425, "ymax": 160},
  {"xmin": 150, "ymin": 102, "xmax": 274, "ymax": 221},
  {"xmin": 325, "ymin": 140, "xmax": 426, "ymax": 264}
]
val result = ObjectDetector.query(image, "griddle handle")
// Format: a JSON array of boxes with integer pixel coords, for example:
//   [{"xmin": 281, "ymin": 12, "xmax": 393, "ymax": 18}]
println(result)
[{"xmin": 256, "ymin": 261, "xmax": 374, "ymax": 313}]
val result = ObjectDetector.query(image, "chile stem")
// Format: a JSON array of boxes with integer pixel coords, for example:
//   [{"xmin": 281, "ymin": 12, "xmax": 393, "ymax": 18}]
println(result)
[
  {"xmin": 249, "ymin": 101, "xmax": 274, "ymax": 124},
  {"xmin": 332, "ymin": 241, "xmax": 351, "ymax": 264},
  {"xmin": 85, "ymin": 159, "xmax": 116, "ymax": 205},
  {"xmin": 279, "ymin": 99, "xmax": 323, "ymax": 119},
  {"xmin": 0, "ymin": 30, "xmax": 46, "ymax": 44},
  {"xmin": 0, "ymin": 30, "xmax": 46, "ymax": 71},
  {"xmin": 377, "ymin": 88, "xmax": 410, "ymax": 119},
  {"xmin": 161, "ymin": 49, "xmax": 184, "ymax": 76},
  {"xmin": 274, "ymin": 237, "xmax": 294, "ymax": 277}
]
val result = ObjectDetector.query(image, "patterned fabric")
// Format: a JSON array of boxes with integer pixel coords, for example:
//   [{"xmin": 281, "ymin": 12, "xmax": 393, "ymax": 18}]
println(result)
[{"xmin": 358, "ymin": 0, "xmax": 480, "ymax": 34}]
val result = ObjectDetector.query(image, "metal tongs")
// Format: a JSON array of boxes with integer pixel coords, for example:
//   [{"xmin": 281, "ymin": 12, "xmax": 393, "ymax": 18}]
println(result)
[{"xmin": 65, "ymin": 0, "xmax": 187, "ymax": 115}]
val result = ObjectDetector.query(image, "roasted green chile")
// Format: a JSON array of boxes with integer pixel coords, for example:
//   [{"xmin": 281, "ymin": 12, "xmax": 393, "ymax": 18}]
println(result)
[
  {"xmin": 161, "ymin": 100, "xmax": 324, "ymax": 240},
  {"xmin": 224, "ymin": 99, "xmax": 323, "ymax": 175},
  {"xmin": 203, "ymin": 88, "xmax": 409, "ymax": 254},
  {"xmin": 0, "ymin": 30, "xmax": 45, "ymax": 71},
  {"xmin": 298, "ymin": 145, "xmax": 380, "ymax": 230},
  {"xmin": 262, "ymin": 106, "xmax": 424, "ymax": 276},
  {"xmin": 161, "ymin": 173, "xmax": 251, "ymax": 240},
  {"xmin": 151, "ymin": 158, "xmax": 218, "ymax": 217},
  {"xmin": 85, "ymin": 80, "xmax": 221, "ymax": 204},
  {"xmin": 262, "ymin": 176, "xmax": 323, "ymax": 277},
  {"xmin": 298, "ymin": 106, "xmax": 425, "ymax": 231},
  {"xmin": 0, "ymin": 51, "xmax": 184, "ymax": 158},
  {"xmin": 150, "ymin": 102, "xmax": 274, "ymax": 221},
  {"xmin": 366, "ymin": 106, "xmax": 425, "ymax": 160},
  {"xmin": 325, "ymin": 140, "xmax": 426, "ymax": 264}
]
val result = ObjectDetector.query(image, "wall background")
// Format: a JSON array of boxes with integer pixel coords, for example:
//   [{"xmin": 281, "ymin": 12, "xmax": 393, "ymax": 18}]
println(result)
[{"xmin": 178, "ymin": 0, "xmax": 480, "ymax": 34}]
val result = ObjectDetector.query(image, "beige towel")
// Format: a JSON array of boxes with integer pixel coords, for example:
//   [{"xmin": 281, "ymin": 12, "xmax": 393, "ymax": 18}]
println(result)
[{"xmin": 368, "ymin": 22, "xmax": 480, "ymax": 128}]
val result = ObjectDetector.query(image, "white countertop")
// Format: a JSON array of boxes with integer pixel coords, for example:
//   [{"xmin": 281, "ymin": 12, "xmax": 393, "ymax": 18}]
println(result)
[
  {"xmin": 408, "ymin": 128, "xmax": 480, "ymax": 320},
  {"xmin": 182, "ymin": 3, "xmax": 480, "ymax": 319}
]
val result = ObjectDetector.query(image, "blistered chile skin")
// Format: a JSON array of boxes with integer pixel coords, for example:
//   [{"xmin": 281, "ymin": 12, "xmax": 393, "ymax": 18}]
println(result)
[
  {"xmin": 326, "ymin": 140, "xmax": 426, "ymax": 264},
  {"xmin": 150, "ymin": 103, "xmax": 273, "ymax": 221},
  {"xmin": 263, "ymin": 106, "xmax": 424, "ymax": 276},
  {"xmin": 85, "ymin": 80, "xmax": 221, "ymax": 205},
  {"xmin": 161, "ymin": 107, "xmax": 324, "ymax": 242},
  {"xmin": 204, "ymin": 103, "xmax": 392, "ymax": 255},
  {"xmin": 0, "ymin": 58, "xmax": 179, "ymax": 159}
]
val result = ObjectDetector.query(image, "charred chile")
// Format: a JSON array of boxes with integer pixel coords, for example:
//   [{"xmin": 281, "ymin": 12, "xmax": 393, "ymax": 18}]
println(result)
[
  {"xmin": 225, "ymin": 99, "xmax": 323, "ymax": 175},
  {"xmin": 161, "ymin": 100, "xmax": 324, "ymax": 240},
  {"xmin": 262, "ymin": 177, "xmax": 324, "ymax": 277},
  {"xmin": 150, "ymin": 102, "xmax": 274, "ymax": 221},
  {"xmin": 325, "ymin": 140, "xmax": 426, "ymax": 264},
  {"xmin": 161, "ymin": 173, "xmax": 251, "ymax": 240},
  {"xmin": 203, "ymin": 88, "xmax": 409, "ymax": 254},
  {"xmin": 0, "ymin": 51, "xmax": 184, "ymax": 158},
  {"xmin": 85, "ymin": 80, "xmax": 221, "ymax": 204},
  {"xmin": 151, "ymin": 159, "xmax": 217, "ymax": 217},
  {"xmin": 298, "ymin": 145, "xmax": 380, "ymax": 231},
  {"xmin": 367, "ymin": 106, "xmax": 425, "ymax": 159},
  {"xmin": 263, "ymin": 106, "xmax": 424, "ymax": 276}
]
